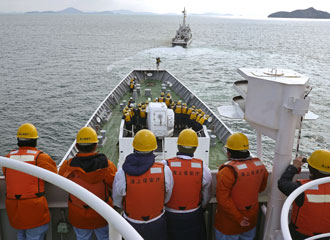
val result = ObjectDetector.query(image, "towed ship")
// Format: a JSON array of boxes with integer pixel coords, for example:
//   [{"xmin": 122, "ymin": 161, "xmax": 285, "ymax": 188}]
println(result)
[
  {"xmin": 0, "ymin": 67, "xmax": 322, "ymax": 239},
  {"xmin": 172, "ymin": 8, "xmax": 192, "ymax": 48}
]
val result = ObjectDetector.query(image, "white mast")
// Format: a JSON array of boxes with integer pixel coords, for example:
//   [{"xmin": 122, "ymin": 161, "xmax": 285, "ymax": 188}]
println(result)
[{"xmin": 182, "ymin": 7, "xmax": 186, "ymax": 27}]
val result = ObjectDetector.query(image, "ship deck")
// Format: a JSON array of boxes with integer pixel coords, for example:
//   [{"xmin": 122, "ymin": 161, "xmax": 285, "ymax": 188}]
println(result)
[{"xmin": 96, "ymin": 77, "xmax": 227, "ymax": 169}]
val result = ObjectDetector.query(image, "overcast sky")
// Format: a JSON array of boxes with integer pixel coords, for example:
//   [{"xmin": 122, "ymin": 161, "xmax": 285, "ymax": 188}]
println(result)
[{"xmin": 1, "ymin": 0, "xmax": 330, "ymax": 18}]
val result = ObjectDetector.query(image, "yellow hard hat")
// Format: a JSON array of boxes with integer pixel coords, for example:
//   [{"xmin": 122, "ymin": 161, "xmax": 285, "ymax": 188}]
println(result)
[
  {"xmin": 177, "ymin": 100, "xmax": 182, "ymax": 105},
  {"xmin": 167, "ymin": 93, "xmax": 171, "ymax": 97},
  {"xmin": 133, "ymin": 129, "xmax": 157, "ymax": 152},
  {"xmin": 17, "ymin": 123, "xmax": 38, "ymax": 139},
  {"xmin": 177, "ymin": 129, "xmax": 198, "ymax": 147},
  {"xmin": 225, "ymin": 132, "xmax": 249, "ymax": 151},
  {"xmin": 192, "ymin": 105, "xmax": 196, "ymax": 109},
  {"xmin": 307, "ymin": 149, "xmax": 330, "ymax": 173},
  {"xmin": 161, "ymin": 92, "xmax": 165, "ymax": 96},
  {"xmin": 76, "ymin": 127, "xmax": 98, "ymax": 144}
]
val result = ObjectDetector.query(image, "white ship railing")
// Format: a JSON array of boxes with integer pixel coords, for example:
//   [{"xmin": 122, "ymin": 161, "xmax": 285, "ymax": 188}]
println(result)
[
  {"xmin": 281, "ymin": 176, "xmax": 330, "ymax": 240},
  {"xmin": 0, "ymin": 156, "xmax": 143, "ymax": 240}
]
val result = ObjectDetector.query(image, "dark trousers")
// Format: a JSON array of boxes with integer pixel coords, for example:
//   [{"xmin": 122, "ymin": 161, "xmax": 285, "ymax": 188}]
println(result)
[
  {"xmin": 126, "ymin": 214, "xmax": 167, "ymax": 240},
  {"xmin": 166, "ymin": 208, "xmax": 206, "ymax": 240}
]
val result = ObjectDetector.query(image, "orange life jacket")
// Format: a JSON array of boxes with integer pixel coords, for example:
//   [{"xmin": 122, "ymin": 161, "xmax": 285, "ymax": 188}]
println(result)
[
  {"xmin": 166, "ymin": 158, "xmax": 203, "ymax": 210},
  {"xmin": 124, "ymin": 162, "xmax": 165, "ymax": 221},
  {"xmin": 139, "ymin": 109, "xmax": 146, "ymax": 118},
  {"xmin": 175, "ymin": 105, "xmax": 182, "ymax": 114},
  {"xmin": 129, "ymin": 109, "xmax": 135, "ymax": 118},
  {"xmin": 6, "ymin": 149, "xmax": 44, "ymax": 199},
  {"xmin": 190, "ymin": 112, "xmax": 197, "ymax": 120},
  {"xmin": 219, "ymin": 158, "xmax": 266, "ymax": 210},
  {"xmin": 187, "ymin": 108, "xmax": 193, "ymax": 115},
  {"xmin": 291, "ymin": 179, "xmax": 330, "ymax": 236},
  {"xmin": 196, "ymin": 114, "xmax": 202, "ymax": 122},
  {"xmin": 165, "ymin": 97, "xmax": 171, "ymax": 107},
  {"xmin": 159, "ymin": 97, "xmax": 164, "ymax": 103},
  {"xmin": 125, "ymin": 112, "xmax": 131, "ymax": 122},
  {"xmin": 182, "ymin": 106, "xmax": 188, "ymax": 114},
  {"xmin": 130, "ymin": 82, "xmax": 134, "ymax": 89},
  {"xmin": 68, "ymin": 173, "xmax": 110, "ymax": 209},
  {"xmin": 199, "ymin": 117, "xmax": 206, "ymax": 125}
]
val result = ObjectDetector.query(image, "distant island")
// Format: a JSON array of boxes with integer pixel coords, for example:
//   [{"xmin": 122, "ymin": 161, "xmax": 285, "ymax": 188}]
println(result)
[
  {"xmin": 23, "ymin": 7, "xmax": 232, "ymax": 16},
  {"xmin": 268, "ymin": 7, "xmax": 330, "ymax": 19},
  {"xmin": 26, "ymin": 8, "xmax": 154, "ymax": 15}
]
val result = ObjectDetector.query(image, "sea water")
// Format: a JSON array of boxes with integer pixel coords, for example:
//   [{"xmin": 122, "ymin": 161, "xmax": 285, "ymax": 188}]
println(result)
[{"xmin": 1, "ymin": 14, "xmax": 330, "ymax": 168}]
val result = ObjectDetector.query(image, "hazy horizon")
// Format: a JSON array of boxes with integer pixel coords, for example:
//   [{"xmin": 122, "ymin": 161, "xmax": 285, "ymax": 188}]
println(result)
[{"xmin": 1, "ymin": 0, "xmax": 330, "ymax": 18}]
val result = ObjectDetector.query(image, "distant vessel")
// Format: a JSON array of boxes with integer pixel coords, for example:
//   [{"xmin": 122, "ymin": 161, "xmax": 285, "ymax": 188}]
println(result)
[{"xmin": 172, "ymin": 8, "xmax": 192, "ymax": 48}]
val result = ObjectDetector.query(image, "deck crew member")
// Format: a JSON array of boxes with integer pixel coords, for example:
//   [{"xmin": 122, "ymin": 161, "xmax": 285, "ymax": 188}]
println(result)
[
  {"xmin": 128, "ymin": 97, "xmax": 135, "ymax": 107},
  {"xmin": 278, "ymin": 150, "xmax": 330, "ymax": 240},
  {"xmin": 3, "ymin": 123, "xmax": 57, "ymax": 240},
  {"xmin": 189, "ymin": 110, "xmax": 197, "ymax": 129},
  {"xmin": 165, "ymin": 93, "xmax": 172, "ymax": 108},
  {"xmin": 123, "ymin": 111, "xmax": 132, "ymax": 137},
  {"xmin": 159, "ymin": 92, "xmax": 165, "ymax": 103},
  {"xmin": 112, "ymin": 129, "xmax": 174, "ymax": 240},
  {"xmin": 195, "ymin": 111, "xmax": 204, "ymax": 132},
  {"xmin": 139, "ymin": 105, "xmax": 147, "ymax": 129},
  {"xmin": 59, "ymin": 127, "xmax": 117, "ymax": 240},
  {"xmin": 156, "ymin": 57, "xmax": 161, "ymax": 69},
  {"xmin": 181, "ymin": 103, "xmax": 188, "ymax": 128},
  {"xmin": 170, "ymin": 102, "xmax": 176, "ymax": 110},
  {"xmin": 214, "ymin": 133, "xmax": 268, "ymax": 240},
  {"xmin": 129, "ymin": 78, "xmax": 135, "ymax": 92},
  {"xmin": 174, "ymin": 100, "xmax": 182, "ymax": 129},
  {"xmin": 165, "ymin": 129, "xmax": 212, "ymax": 240}
]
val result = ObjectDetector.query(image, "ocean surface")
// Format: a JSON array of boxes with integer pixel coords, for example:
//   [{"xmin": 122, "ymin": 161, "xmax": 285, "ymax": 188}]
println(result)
[{"xmin": 1, "ymin": 14, "xmax": 330, "ymax": 168}]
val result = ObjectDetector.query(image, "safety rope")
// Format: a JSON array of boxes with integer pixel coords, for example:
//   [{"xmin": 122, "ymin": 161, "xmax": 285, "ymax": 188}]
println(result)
[{"xmin": 295, "ymin": 86, "xmax": 313, "ymax": 158}]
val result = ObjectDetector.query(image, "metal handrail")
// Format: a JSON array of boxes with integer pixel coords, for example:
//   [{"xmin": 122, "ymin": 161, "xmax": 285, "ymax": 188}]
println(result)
[
  {"xmin": 280, "ymin": 176, "xmax": 330, "ymax": 240},
  {"xmin": 0, "ymin": 156, "xmax": 143, "ymax": 240}
]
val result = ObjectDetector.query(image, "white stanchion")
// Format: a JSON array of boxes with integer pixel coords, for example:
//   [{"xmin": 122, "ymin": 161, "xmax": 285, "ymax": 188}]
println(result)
[
  {"xmin": 280, "ymin": 176, "xmax": 330, "ymax": 240},
  {"xmin": 0, "ymin": 156, "xmax": 143, "ymax": 240}
]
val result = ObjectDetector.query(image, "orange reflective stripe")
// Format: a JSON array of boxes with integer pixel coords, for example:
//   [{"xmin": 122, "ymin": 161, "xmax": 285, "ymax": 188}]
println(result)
[
  {"xmin": 6, "ymin": 149, "xmax": 44, "ymax": 199},
  {"xmin": 124, "ymin": 162, "xmax": 165, "ymax": 221},
  {"xmin": 166, "ymin": 158, "xmax": 203, "ymax": 210}
]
